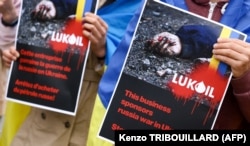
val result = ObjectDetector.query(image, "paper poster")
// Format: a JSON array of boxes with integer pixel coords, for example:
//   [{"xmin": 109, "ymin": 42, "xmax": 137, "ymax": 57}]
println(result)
[
  {"xmin": 6, "ymin": 0, "xmax": 98, "ymax": 115},
  {"xmin": 98, "ymin": 0, "xmax": 246, "ymax": 143}
]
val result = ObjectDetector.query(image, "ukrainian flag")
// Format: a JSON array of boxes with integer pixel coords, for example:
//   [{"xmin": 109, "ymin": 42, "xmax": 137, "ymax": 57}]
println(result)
[
  {"xmin": 209, "ymin": 27, "xmax": 245, "ymax": 75},
  {"xmin": 86, "ymin": 1, "xmax": 143, "ymax": 145}
]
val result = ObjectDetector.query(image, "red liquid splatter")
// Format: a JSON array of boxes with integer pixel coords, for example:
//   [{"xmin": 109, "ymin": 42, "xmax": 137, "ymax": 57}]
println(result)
[
  {"xmin": 167, "ymin": 63, "xmax": 229, "ymax": 125},
  {"xmin": 49, "ymin": 19, "xmax": 89, "ymax": 70}
]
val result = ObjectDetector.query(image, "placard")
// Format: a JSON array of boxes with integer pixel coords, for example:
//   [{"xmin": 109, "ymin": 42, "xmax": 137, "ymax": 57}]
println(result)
[
  {"xmin": 6, "ymin": 0, "xmax": 98, "ymax": 116},
  {"xmin": 99, "ymin": 0, "xmax": 246, "ymax": 143}
]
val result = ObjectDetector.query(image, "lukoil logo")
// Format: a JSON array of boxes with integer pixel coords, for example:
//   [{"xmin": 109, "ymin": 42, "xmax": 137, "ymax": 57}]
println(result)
[
  {"xmin": 172, "ymin": 73, "xmax": 215, "ymax": 98},
  {"xmin": 51, "ymin": 31, "xmax": 83, "ymax": 47}
]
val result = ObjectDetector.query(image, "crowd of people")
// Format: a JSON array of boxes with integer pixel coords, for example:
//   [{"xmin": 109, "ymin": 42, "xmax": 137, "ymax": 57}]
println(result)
[{"xmin": 0, "ymin": 0, "xmax": 250, "ymax": 146}]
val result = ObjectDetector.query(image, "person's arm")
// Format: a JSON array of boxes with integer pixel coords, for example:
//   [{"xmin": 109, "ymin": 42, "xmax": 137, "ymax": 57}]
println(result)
[
  {"xmin": 0, "ymin": 0, "xmax": 19, "ymax": 26},
  {"xmin": 0, "ymin": 0, "xmax": 21, "ymax": 51},
  {"xmin": 231, "ymin": 71, "xmax": 250, "ymax": 123},
  {"xmin": 0, "ymin": 0, "xmax": 21, "ymax": 70}
]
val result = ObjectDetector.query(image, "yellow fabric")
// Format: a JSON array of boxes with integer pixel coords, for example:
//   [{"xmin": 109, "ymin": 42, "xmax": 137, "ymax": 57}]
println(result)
[
  {"xmin": 86, "ymin": 95, "xmax": 112, "ymax": 146},
  {"xmin": 76, "ymin": 0, "xmax": 86, "ymax": 20},
  {"xmin": 0, "ymin": 101, "xmax": 30, "ymax": 146}
]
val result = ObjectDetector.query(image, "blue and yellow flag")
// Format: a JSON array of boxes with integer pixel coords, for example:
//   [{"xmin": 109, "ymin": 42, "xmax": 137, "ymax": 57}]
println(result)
[
  {"xmin": 86, "ymin": 1, "xmax": 143, "ymax": 145},
  {"xmin": 209, "ymin": 27, "xmax": 244, "ymax": 75}
]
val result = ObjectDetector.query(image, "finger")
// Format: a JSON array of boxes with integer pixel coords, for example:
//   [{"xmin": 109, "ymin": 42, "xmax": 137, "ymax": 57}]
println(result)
[
  {"xmin": 84, "ymin": 12, "xmax": 108, "ymax": 28},
  {"xmin": 2, "ymin": 55, "xmax": 13, "ymax": 66},
  {"xmin": 82, "ymin": 28, "xmax": 95, "ymax": 41},
  {"xmin": 9, "ymin": 48, "xmax": 20, "ymax": 58},
  {"xmin": 152, "ymin": 41, "xmax": 161, "ymax": 53},
  {"xmin": 215, "ymin": 38, "xmax": 250, "ymax": 54},
  {"xmin": 213, "ymin": 46, "xmax": 241, "ymax": 61},
  {"xmin": 42, "ymin": 8, "xmax": 48, "ymax": 20},
  {"xmin": 2, "ymin": 50, "xmax": 12, "ymax": 60},
  {"xmin": 213, "ymin": 53, "xmax": 243, "ymax": 66},
  {"xmin": 83, "ymin": 13, "xmax": 108, "ymax": 38},
  {"xmin": 37, "ymin": 6, "xmax": 45, "ymax": 19},
  {"xmin": 83, "ymin": 23, "xmax": 101, "ymax": 42},
  {"xmin": 213, "ymin": 49, "xmax": 250, "ymax": 77},
  {"xmin": 83, "ymin": 23, "xmax": 102, "ymax": 45},
  {"xmin": 217, "ymin": 38, "xmax": 247, "ymax": 46},
  {"xmin": 214, "ymin": 39, "xmax": 250, "ymax": 64}
]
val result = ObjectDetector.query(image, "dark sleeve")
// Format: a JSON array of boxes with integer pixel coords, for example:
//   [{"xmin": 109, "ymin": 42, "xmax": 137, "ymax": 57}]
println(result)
[
  {"xmin": 51, "ymin": 0, "xmax": 78, "ymax": 19},
  {"xmin": 231, "ymin": 70, "xmax": 250, "ymax": 123},
  {"xmin": 176, "ymin": 25, "xmax": 220, "ymax": 60}
]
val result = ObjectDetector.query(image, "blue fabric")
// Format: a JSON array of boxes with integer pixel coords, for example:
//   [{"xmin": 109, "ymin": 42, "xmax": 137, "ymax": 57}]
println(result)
[
  {"xmin": 98, "ymin": 0, "xmax": 144, "ymax": 65},
  {"xmin": 98, "ymin": 2, "xmax": 144, "ymax": 107},
  {"xmin": 98, "ymin": 0, "xmax": 250, "ymax": 108},
  {"xmin": 83, "ymin": 0, "xmax": 94, "ymax": 13}
]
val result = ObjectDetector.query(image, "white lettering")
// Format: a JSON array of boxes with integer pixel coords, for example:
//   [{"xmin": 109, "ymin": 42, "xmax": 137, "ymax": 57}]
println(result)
[
  {"xmin": 51, "ymin": 32, "xmax": 83, "ymax": 46},
  {"xmin": 172, "ymin": 73, "xmax": 215, "ymax": 98}
]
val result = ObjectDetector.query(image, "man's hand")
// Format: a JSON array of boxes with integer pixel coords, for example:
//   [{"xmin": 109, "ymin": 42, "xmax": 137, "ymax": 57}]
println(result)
[
  {"xmin": 1, "ymin": 46, "xmax": 19, "ymax": 68},
  {"xmin": 82, "ymin": 12, "xmax": 108, "ymax": 59},
  {"xmin": 31, "ymin": 0, "xmax": 56, "ymax": 21},
  {"xmin": 213, "ymin": 38, "xmax": 250, "ymax": 78}
]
